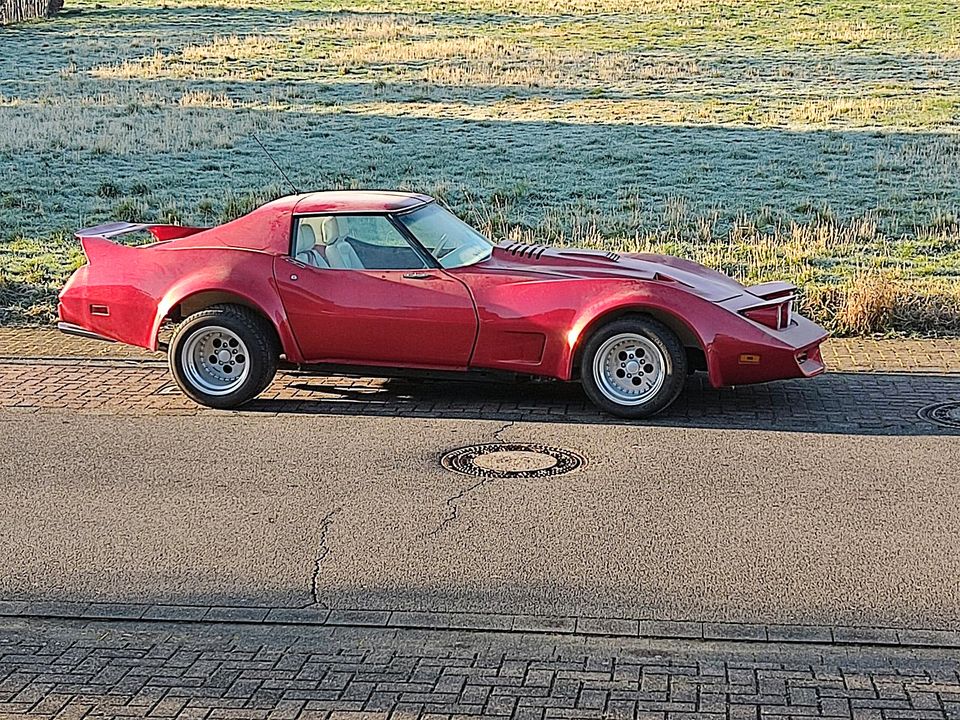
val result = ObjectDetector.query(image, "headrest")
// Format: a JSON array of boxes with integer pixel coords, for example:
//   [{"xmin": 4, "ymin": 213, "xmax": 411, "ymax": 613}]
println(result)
[
  {"xmin": 319, "ymin": 216, "xmax": 340, "ymax": 246},
  {"xmin": 295, "ymin": 223, "xmax": 316, "ymax": 255}
]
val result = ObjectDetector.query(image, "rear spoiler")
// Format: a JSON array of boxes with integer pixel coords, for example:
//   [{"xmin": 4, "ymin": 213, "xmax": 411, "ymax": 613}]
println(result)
[
  {"xmin": 75, "ymin": 222, "xmax": 209, "ymax": 264},
  {"xmin": 746, "ymin": 280, "xmax": 796, "ymax": 301},
  {"xmin": 75, "ymin": 222, "xmax": 208, "ymax": 242}
]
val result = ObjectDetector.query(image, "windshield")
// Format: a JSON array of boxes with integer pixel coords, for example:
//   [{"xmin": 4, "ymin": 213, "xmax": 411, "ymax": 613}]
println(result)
[{"xmin": 397, "ymin": 203, "xmax": 493, "ymax": 269}]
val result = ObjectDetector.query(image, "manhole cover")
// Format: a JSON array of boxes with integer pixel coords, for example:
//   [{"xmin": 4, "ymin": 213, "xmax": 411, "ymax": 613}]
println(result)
[
  {"xmin": 440, "ymin": 443, "xmax": 585, "ymax": 478},
  {"xmin": 918, "ymin": 401, "xmax": 960, "ymax": 429}
]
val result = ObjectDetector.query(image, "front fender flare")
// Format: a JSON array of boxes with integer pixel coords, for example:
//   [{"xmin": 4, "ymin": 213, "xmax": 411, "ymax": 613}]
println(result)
[{"xmin": 563, "ymin": 292, "xmax": 718, "ymax": 381}]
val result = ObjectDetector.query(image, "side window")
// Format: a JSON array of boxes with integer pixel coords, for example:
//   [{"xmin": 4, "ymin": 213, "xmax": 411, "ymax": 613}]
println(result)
[{"xmin": 292, "ymin": 215, "xmax": 427, "ymax": 270}]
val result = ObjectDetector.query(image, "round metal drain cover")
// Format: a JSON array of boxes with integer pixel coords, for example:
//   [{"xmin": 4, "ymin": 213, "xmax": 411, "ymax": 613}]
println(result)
[
  {"xmin": 441, "ymin": 443, "xmax": 584, "ymax": 478},
  {"xmin": 918, "ymin": 401, "xmax": 960, "ymax": 429}
]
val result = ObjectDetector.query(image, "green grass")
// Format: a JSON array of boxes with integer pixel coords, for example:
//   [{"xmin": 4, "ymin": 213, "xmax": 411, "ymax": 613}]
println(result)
[{"xmin": 2, "ymin": 0, "xmax": 960, "ymax": 333}]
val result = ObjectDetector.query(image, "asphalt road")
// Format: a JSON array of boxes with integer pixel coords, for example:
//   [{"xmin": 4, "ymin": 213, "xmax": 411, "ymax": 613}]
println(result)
[{"xmin": 2, "ymin": 410, "xmax": 959, "ymax": 630}]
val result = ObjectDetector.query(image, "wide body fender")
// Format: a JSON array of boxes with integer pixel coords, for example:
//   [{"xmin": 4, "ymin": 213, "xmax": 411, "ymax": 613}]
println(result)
[
  {"xmin": 457, "ymin": 273, "xmax": 716, "ymax": 380},
  {"xmin": 151, "ymin": 252, "xmax": 303, "ymax": 362},
  {"xmin": 457, "ymin": 271, "xmax": 824, "ymax": 386},
  {"xmin": 563, "ymin": 285, "xmax": 826, "ymax": 387}
]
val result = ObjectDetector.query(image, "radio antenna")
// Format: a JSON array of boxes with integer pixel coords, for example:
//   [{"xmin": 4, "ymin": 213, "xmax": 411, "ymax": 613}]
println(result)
[{"xmin": 253, "ymin": 134, "xmax": 299, "ymax": 195}]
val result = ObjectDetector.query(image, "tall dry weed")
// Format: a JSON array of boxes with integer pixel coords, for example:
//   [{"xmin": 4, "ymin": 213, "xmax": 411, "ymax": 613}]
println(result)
[{"xmin": 835, "ymin": 272, "xmax": 899, "ymax": 335}]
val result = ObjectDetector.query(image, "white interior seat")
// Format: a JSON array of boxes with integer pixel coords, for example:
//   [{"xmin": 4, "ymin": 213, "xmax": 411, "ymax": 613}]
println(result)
[
  {"xmin": 294, "ymin": 223, "xmax": 329, "ymax": 268},
  {"xmin": 319, "ymin": 216, "xmax": 364, "ymax": 269}
]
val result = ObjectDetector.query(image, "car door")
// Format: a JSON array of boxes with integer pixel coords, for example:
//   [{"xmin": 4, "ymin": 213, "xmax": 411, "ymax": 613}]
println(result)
[{"xmin": 275, "ymin": 214, "xmax": 478, "ymax": 369}]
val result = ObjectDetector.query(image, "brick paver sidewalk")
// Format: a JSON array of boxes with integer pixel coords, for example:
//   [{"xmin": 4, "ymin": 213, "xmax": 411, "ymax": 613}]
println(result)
[
  {"xmin": 2, "ymin": 329, "xmax": 960, "ymax": 432},
  {"xmin": 4, "ymin": 618, "xmax": 960, "ymax": 720},
  {"xmin": 1, "ymin": 358, "xmax": 958, "ymax": 432}
]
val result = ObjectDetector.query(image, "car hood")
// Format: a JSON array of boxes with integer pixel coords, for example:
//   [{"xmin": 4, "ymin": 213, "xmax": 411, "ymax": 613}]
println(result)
[{"xmin": 478, "ymin": 244, "xmax": 745, "ymax": 302}]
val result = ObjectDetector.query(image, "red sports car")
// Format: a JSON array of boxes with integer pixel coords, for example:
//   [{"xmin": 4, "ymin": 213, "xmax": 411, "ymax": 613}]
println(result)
[{"xmin": 58, "ymin": 190, "xmax": 827, "ymax": 417}]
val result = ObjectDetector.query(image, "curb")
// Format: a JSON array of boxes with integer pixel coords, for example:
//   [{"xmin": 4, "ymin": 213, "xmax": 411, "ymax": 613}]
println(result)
[
  {"xmin": 0, "ymin": 356, "xmax": 165, "ymax": 367},
  {"xmin": 2, "ymin": 601, "xmax": 959, "ymax": 649}
]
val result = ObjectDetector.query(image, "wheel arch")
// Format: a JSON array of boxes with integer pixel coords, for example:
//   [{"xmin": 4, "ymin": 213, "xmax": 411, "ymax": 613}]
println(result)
[
  {"xmin": 152, "ymin": 287, "xmax": 302, "ymax": 362},
  {"xmin": 570, "ymin": 304, "xmax": 708, "ymax": 376}
]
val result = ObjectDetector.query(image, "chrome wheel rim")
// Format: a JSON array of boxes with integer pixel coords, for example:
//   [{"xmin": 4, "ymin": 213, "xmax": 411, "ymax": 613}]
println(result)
[
  {"xmin": 592, "ymin": 332, "xmax": 666, "ymax": 406},
  {"xmin": 181, "ymin": 325, "xmax": 250, "ymax": 396}
]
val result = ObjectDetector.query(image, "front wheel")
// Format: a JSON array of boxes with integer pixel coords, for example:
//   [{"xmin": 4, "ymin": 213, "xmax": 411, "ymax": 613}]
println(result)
[
  {"xmin": 169, "ymin": 304, "xmax": 279, "ymax": 409},
  {"xmin": 580, "ymin": 316, "xmax": 687, "ymax": 418}
]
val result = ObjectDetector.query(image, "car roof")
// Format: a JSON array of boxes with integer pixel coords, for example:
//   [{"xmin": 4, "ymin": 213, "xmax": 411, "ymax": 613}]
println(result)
[{"xmin": 292, "ymin": 190, "xmax": 433, "ymax": 215}]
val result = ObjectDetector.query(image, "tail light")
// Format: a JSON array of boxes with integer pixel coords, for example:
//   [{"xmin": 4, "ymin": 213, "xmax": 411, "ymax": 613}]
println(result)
[{"xmin": 742, "ymin": 297, "xmax": 794, "ymax": 330}]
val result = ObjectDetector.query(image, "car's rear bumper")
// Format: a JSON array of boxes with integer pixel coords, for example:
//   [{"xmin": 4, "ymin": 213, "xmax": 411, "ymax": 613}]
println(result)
[{"xmin": 707, "ymin": 313, "xmax": 828, "ymax": 387}]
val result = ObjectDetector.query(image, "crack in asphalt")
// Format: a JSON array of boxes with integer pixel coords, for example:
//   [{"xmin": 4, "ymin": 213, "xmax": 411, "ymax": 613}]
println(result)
[
  {"xmin": 492, "ymin": 420, "xmax": 515, "ymax": 441},
  {"xmin": 308, "ymin": 507, "xmax": 341, "ymax": 609},
  {"xmin": 429, "ymin": 419, "xmax": 516, "ymax": 537},
  {"xmin": 428, "ymin": 476, "xmax": 494, "ymax": 537}
]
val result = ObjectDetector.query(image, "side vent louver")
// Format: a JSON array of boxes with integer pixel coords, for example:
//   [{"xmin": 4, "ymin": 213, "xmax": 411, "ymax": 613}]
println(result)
[{"xmin": 605, "ymin": 251, "xmax": 621, "ymax": 261}]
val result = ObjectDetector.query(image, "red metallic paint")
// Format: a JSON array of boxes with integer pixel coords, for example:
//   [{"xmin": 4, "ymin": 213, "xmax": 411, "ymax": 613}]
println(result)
[
  {"xmin": 293, "ymin": 190, "xmax": 432, "ymax": 215},
  {"xmin": 274, "ymin": 257, "xmax": 477, "ymax": 368},
  {"xmin": 59, "ymin": 191, "xmax": 827, "ymax": 390}
]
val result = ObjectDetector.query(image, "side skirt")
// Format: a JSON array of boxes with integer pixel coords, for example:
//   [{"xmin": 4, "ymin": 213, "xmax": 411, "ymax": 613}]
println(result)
[{"xmin": 278, "ymin": 361, "xmax": 555, "ymax": 385}]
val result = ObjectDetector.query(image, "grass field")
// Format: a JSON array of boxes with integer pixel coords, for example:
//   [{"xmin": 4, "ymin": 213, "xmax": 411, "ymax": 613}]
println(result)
[{"xmin": 2, "ymin": 0, "xmax": 960, "ymax": 334}]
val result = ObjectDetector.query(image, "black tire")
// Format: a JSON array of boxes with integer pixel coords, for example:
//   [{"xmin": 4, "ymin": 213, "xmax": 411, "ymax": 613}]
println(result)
[
  {"xmin": 169, "ymin": 304, "xmax": 279, "ymax": 409},
  {"xmin": 580, "ymin": 315, "xmax": 687, "ymax": 418}
]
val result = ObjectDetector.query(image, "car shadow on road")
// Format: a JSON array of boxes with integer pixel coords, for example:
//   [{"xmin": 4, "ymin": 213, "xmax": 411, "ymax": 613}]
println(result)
[{"xmin": 241, "ymin": 371, "xmax": 960, "ymax": 436}]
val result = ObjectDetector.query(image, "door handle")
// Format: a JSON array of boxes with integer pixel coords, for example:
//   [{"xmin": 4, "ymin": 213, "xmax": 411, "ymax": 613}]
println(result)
[{"xmin": 403, "ymin": 272, "xmax": 434, "ymax": 280}]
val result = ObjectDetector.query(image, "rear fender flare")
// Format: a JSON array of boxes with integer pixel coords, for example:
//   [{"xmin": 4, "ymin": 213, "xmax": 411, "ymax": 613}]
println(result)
[{"xmin": 151, "ymin": 284, "xmax": 304, "ymax": 362}]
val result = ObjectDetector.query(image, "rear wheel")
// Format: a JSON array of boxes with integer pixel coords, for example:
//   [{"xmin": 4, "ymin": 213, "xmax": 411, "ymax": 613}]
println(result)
[
  {"xmin": 580, "ymin": 316, "xmax": 687, "ymax": 418},
  {"xmin": 169, "ymin": 304, "xmax": 279, "ymax": 409}
]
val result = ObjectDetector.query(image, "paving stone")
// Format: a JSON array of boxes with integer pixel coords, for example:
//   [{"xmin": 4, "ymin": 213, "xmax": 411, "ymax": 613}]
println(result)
[
  {"xmin": 142, "ymin": 606, "xmax": 211, "ymax": 622},
  {"xmin": 326, "ymin": 610, "xmax": 391, "ymax": 628},
  {"xmin": 511, "ymin": 616, "xmax": 577, "ymax": 635},
  {"xmin": 765, "ymin": 625, "xmax": 833, "ymax": 644},
  {"xmin": 575, "ymin": 618, "xmax": 639, "ymax": 637},
  {"xmin": 703, "ymin": 624, "xmax": 767, "ymax": 642},
  {"xmin": 204, "ymin": 608, "xmax": 270, "ymax": 624},
  {"xmin": 833, "ymin": 627, "xmax": 901, "ymax": 646},
  {"xmin": 639, "ymin": 621, "xmax": 703, "ymax": 640},
  {"xmin": 264, "ymin": 609, "xmax": 330, "ymax": 626},
  {"xmin": 85, "ymin": 603, "xmax": 148, "ymax": 620}
]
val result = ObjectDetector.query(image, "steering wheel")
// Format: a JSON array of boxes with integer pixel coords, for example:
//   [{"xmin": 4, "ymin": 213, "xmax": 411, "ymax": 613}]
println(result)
[{"xmin": 432, "ymin": 232, "xmax": 456, "ymax": 260}]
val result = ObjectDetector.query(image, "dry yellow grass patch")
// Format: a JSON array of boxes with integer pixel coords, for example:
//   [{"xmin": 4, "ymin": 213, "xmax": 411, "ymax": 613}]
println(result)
[
  {"xmin": 87, "ymin": 11, "xmax": 708, "ymax": 96},
  {"xmin": 179, "ymin": 34, "xmax": 280, "ymax": 62},
  {"xmin": 834, "ymin": 272, "xmax": 899, "ymax": 335},
  {"xmin": 0, "ymin": 98, "xmax": 264, "ymax": 153},
  {"xmin": 294, "ymin": 14, "xmax": 422, "ymax": 42},
  {"xmin": 789, "ymin": 95, "xmax": 956, "ymax": 128},
  {"xmin": 786, "ymin": 18, "xmax": 905, "ymax": 47},
  {"xmin": 804, "ymin": 275, "xmax": 960, "ymax": 336},
  {"xmin": 93, "ymin": 35, "xmax": 283, "ymax": 81},
  {"xmin": 177, "ymin": 90, "xmax": 236, "ymax": 108}
]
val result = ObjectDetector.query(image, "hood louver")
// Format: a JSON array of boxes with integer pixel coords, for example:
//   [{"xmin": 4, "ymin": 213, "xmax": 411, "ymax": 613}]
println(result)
[
  {"xmin": 501, "ymin": 243, "xmax": 622, "ymax": 263},
  {"xmin": 503, "ymin": 243, "xmax": 549, "ymax": 259}
]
